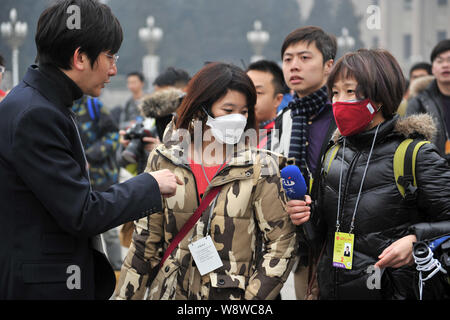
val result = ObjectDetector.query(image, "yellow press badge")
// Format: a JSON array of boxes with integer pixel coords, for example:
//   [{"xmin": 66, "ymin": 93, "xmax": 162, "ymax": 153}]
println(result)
[
  {"xmin": 446, "ymin": 140, "xmax": 450, "ymax": 155},
  {"xmin": 332, "ymin": 232, "xmax": 354, "ymax": 270}
]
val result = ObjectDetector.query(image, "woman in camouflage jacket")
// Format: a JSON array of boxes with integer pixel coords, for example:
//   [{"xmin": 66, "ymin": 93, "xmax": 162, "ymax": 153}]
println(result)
[{"xmin": 116, "ymin": 62, "xmax": 298, "ymax": 300}]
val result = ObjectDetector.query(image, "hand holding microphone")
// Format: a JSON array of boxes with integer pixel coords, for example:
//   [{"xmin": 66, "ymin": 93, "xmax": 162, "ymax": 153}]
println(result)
[
  {"xmin": 281, "ymin": 165, "xmax": 311, "ymax": 226},
  {"xmin": 287, "ymin": 197, "xmax": 312, "ymax": 226}
]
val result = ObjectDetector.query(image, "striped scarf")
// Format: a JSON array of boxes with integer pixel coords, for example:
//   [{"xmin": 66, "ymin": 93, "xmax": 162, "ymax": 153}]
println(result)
[{"xmin": 288, "ymin": 86, "xmax": 329, "ymax": 175}]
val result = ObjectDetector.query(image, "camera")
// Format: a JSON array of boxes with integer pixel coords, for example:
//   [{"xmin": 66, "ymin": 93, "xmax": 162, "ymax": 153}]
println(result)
[{"xmin": 121, "ymin": 120, "xmax": 157, "ymax": 164}]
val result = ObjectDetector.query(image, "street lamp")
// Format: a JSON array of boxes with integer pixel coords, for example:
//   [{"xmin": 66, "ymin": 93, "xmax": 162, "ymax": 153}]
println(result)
[
  {"xmin": 337, "ymin": 27, "xmax": 355, "ymax": 55},
  {"xmin": 139, "ymin": 16, "xmax": 163, "ymax": 91},
  {"xmin": 247, "ymin": 20, "xmax": 269, "ymax": 63},
  {"xmin": 1, "ymin": 8, "xmax": 28, "ymax": 86}
]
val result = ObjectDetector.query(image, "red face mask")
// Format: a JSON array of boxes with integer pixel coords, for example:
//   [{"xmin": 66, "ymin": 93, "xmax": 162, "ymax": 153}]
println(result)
[{"xmin": 332, "ymin": 99, "xmax": 378, "ymax": 137}]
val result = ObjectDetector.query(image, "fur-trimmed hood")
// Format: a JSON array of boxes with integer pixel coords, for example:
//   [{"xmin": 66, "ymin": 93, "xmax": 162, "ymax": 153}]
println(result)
[
  {"xmin": 332, "ymin": 114, "xmax": 437, "ymax": 143},
  {"xmin": 139, "ymin": 87, "xmax": 185, "ymax": 119},
  {"xmin": 408, "ymin": 75, "xmax": 435, "ymax": 99},
  {"xmin": 394, "ymin": 113, "xmax": 436, "ymax": 141}
]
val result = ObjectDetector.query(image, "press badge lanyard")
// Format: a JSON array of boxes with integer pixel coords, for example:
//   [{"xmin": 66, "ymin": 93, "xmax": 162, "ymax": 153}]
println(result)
[
  {"xmin": 160, "ymin": 186, "xmax": 222, "ymax": 270},
  {"xmin": 70, "ymin": 114, "xmax": 92, "ymax": 193},
  {"xmin": 188, "ymin": 191, "xmax": 223, "ymax": 276},
  {"xmin": 186, "ymin": 160, "xmax": 228, "ymax": 275},
  {"xmin": 70, "ymin": 114, "xmax": 105, "ymax": 253},
  {"xmin": 333, "ymin": 124, "xmax": 380, "ymax": 270},
  {"xmin": 198, "ymin": 159, "xmax": 229, "ymax": 234}
]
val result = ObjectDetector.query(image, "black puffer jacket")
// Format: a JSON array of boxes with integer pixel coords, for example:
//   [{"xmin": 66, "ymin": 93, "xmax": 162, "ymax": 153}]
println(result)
[
  {"xmin": 315, "ymin": 114, "xmax": 450, "ymax": 300},
  {"xmin": 406, "ymin": 79, "xmax": 448, "ymax": 159}
]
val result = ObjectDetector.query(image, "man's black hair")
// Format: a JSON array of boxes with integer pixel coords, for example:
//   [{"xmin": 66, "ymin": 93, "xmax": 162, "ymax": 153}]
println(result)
[
  {"xmin": 0, "ymin": 54, "xmax": 5, "ymax": 67},
  {"xmin": 153, "ymin": 67, "xmax": 191, "ymax": 88},
  {"xmin": 35, "ymin": 0, "xmax": 123, "ymax": 70},
  {"xmin": 431, "ymin": 39, "xmax": 450, "ymax": 63},
  {"xmin": 127, "ymin": 71, "xmax": 145, "ymax": 83},
  {"xmin": 281, "ymin": 26, "xmax": 337, "ymax": 63},
  {"xmin": 247, "ymin": 60, "xmax": 290, "ymax": 96},
  {"xmin": 409, "ymin": 62, "xmax": 432, "ymax": 77}
]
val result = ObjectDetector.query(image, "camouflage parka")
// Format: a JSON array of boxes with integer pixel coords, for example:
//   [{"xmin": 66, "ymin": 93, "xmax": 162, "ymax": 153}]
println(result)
[{"xmin": 116, "ymin": 121, "xmax": 298, "ymax": 300}]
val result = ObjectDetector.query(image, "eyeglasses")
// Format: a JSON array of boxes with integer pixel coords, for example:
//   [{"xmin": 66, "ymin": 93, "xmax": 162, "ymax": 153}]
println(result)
[
  {"xmin": 104, "ymin": 53, "xmax": 119, "ymax": 66},
  {"xmin": 0, "ymin": 66, "xmax": 5, "ymax": 74}
]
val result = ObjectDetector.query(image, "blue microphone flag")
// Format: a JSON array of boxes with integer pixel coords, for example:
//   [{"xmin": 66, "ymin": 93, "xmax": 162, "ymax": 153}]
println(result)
[{"xmin": 280, "ymin": 165, "xmax": 307, "ymax": 200}]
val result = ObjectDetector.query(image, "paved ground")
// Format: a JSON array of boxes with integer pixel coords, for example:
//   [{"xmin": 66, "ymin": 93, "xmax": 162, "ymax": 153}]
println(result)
[{"xmin": 280, "ymin": 271, "xmax": 296, "ymax": 300}]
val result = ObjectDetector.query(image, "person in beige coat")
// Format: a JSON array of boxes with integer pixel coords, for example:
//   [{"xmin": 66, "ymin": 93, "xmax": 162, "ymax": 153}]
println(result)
[{"xmin": 115, "ymin": 62, "xmax": 298, "ymax": 300}]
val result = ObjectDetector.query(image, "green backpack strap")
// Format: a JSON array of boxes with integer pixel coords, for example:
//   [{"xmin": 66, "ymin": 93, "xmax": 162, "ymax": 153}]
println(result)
[
  {"xmin": 323, "ymin": 144, "xmax": 340, "ymax": 176},
  {"xmin": 394, "ymin": 139, "xmax": 430, "ymax": 201},
  {"xmin": 321, "ymin": 139, "xmax": 430, "ymax": 202}
]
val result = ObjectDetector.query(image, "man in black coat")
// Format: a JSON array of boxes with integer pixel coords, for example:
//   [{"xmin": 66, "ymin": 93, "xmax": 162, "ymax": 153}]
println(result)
[
  {"xmin": 0, "ymin": 0, "xmax": 181, "ymax": 299},
  {"xmin": 274, "ymin": 26, "xmax": 337, "ymax": 300}
]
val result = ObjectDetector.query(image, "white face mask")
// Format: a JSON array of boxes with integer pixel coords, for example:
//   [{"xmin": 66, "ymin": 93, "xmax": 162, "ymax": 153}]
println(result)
[{"xmin": 204, "ymin": 110, "xmax": 247, "ymax": 145}]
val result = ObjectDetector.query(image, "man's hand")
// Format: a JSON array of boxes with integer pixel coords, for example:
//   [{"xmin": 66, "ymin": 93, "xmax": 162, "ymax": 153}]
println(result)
[
  {"xmin": 286, "ymin": 195, "xmax": 312, "ymax": 226},
  {"xmin": 375, "ymin": 234, "xmax": 417, "ymax": 269},
  {"xmin": 149, "ymin": 169, "xmax": 183, "ymax": 198}
]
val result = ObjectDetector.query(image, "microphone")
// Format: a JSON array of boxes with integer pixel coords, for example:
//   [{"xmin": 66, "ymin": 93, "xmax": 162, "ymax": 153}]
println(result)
[
  {"xmin": 280, "ymin": 165, "xmax": 307, "ymax": 200},
  {"xmin": 281, "ymin": 165, "xmax": 315, "ymax": 242}
]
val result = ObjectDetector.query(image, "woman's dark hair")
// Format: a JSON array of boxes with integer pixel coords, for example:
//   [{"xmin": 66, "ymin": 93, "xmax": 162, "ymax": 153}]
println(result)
[
  {"xmin": 0, "ymin": 54, "xmax": 5, "ymax": 67},
  {"xmin": 176, "ymin": 62, "xmax": 256, "ymax": 131},
  {"xmin": 35, "ymin": 0, "xmax": 123, "ymax": 70},
  {"xmin": 327, "ymin": 49, "xmax": 406, "ymax": 119}
]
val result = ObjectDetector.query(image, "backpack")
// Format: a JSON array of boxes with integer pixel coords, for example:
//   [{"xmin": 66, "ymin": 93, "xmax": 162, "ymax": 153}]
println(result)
[
  {"xmin": 86, "ymin": 97, "xmax": 102, "ymax": 122},
  {"xmin": 322, "ymin": 138, "xmax": 430, "ymax": 201}
]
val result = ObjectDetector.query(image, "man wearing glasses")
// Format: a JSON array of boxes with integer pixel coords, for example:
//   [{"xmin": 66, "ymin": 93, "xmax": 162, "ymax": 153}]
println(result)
[
  {"xmin": 0, "ymin": 0, "xmax": 181, "ymax": 300},
  {"xmin": 0, "ymin": 54, "xmax": 6, "ymax": 102}
]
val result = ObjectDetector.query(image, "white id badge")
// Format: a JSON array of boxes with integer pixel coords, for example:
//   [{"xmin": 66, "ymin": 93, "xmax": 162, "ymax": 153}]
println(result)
[{"xmin": 188, "ymin": 235, "xmax": 223, "ymax": 276}]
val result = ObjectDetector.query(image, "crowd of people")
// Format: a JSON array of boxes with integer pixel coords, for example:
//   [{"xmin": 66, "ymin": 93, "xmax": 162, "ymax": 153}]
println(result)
[{"xmin": 0, "ymin": 0, "xmax": 449, "ymax": 301}]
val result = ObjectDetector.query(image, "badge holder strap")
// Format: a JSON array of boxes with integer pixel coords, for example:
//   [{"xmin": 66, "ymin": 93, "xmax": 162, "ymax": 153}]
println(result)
[
  {"xmin": 335, "ymin": 138, "xmax": 346, "ymax": 233},
  {"xmin": 335, "ymin": 124, "xmax": 380, "ymax": 234},
  {"xmin": 188, "ymin": 193, "xmax": 219, "ymax": 244},
  {"xmin": 159, "ymin": 185, "xmax": 222, "ymax": 269}
]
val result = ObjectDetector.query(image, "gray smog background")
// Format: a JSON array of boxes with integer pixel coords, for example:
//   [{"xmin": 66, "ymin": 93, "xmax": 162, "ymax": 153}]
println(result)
[
  {"xmin": 0, "ymin": 0, "xmax": 449, "ymax": 300},
  {"xmin": 1, "ymin": 0, "xmax": 449, "ymax": 108}
]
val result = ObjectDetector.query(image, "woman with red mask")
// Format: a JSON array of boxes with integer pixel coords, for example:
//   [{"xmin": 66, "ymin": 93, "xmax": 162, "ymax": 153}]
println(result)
[{"xmin": 288, "ymin": 49, "xmax": 450, "ymax": 300}]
